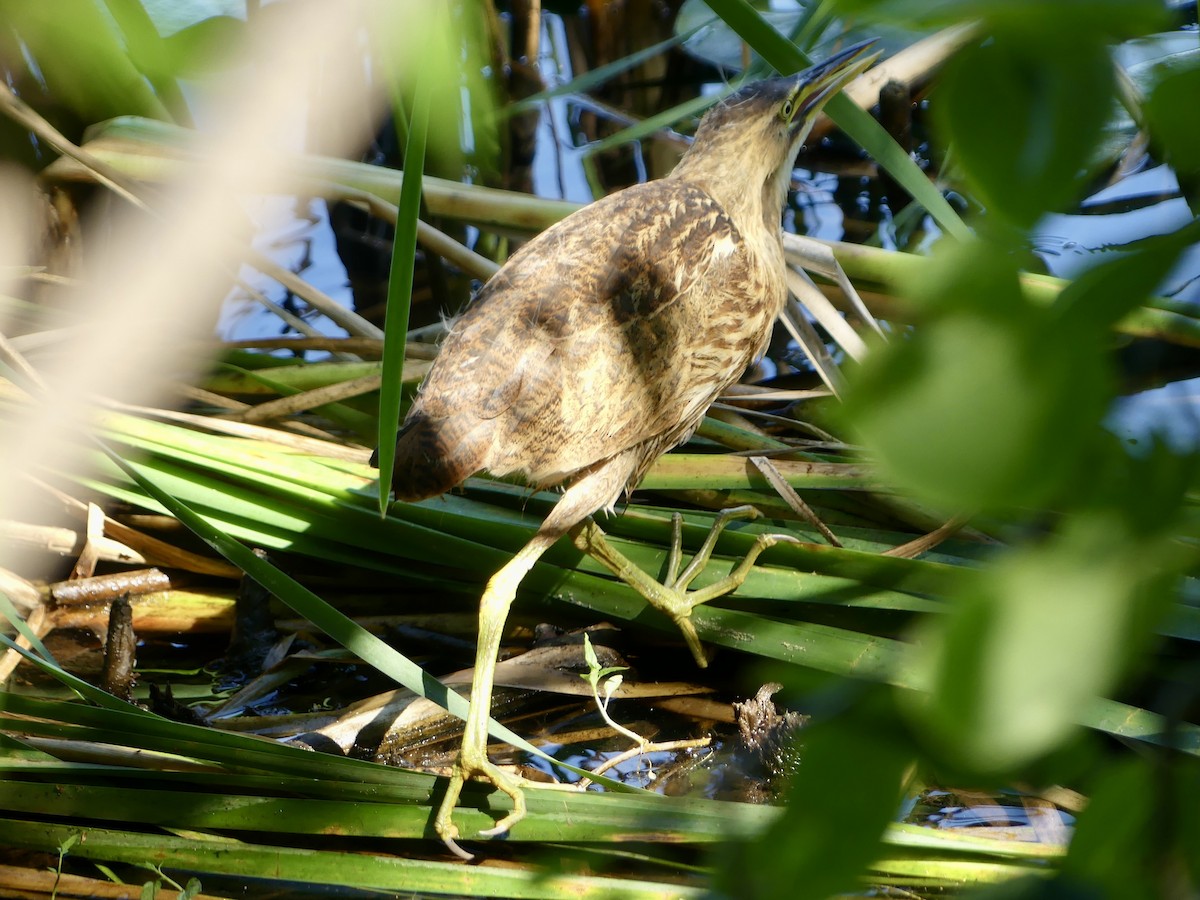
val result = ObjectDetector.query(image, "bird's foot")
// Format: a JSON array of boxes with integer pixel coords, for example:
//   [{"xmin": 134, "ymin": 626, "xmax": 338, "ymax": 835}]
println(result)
[
  {"xmin": 434, "ymin": 750, "xmax": 528, "ymax": 860},
  {"xmin": 573, "ymin": 506, "xmax": 797, "ymax": 667}
]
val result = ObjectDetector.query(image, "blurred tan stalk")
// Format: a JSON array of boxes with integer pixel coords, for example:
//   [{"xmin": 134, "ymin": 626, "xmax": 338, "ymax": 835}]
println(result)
[{"xmin": 0, "ymin": 1, "xmax": 440, "ymax": 573}]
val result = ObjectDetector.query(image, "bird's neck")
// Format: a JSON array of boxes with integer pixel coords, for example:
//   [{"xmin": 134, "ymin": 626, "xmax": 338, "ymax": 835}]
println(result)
[{"xmin": 669, "ymin": 143, "xmax": 801, "ymax": 249}]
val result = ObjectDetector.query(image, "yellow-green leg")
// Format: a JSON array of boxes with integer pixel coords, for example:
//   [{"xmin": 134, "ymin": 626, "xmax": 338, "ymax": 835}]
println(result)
[
  {"xmin": 434, "ymin": 459, "xmax": 635, "ymax": 859},
  {"xmin": 436, "ymin": 480, "xmax": 790, "ymax": 856},
  {"xmin": 572, "ymin": 505, "xmax": 796, "ymax": 667},
  {"xmin": 434, "ymin": 535, "xmax": 548, "ymax": 859}
]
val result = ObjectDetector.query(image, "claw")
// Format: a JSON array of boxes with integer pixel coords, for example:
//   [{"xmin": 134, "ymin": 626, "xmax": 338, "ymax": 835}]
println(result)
[
  {"xmin": 444, "ymin": 835, "xmax": 473, "ymax": 862},
  {"xmin": 434, "ymin": 728, "xmax": 530, "ymax": 857}
]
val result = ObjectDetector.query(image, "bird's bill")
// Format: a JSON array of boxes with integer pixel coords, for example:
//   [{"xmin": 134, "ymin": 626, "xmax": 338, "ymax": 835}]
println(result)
[{"xmin": 791, "ymin": 39, "xmax": 880, "ymax": 127}]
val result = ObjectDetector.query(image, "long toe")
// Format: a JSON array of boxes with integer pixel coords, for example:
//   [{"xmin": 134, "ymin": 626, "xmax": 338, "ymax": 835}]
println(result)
[
  {"xmin": 434, "ymin": 768, "xmax": 471, "ymax": 858},
  {"xmin": 574, "ymin": 514, "xmax": 797, "ymax": 669},
  {"xmin": 473, "ymin": 759, "xmax": 529, "ymax": 838},
  {"xmin": 434, "ymin": 752, "xmax": 531, "ymax": 858}
]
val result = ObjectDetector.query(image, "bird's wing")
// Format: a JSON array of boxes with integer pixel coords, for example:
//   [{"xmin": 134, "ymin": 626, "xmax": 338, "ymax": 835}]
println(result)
[{"xmin": 411, "ymin": 180, "xmax": 767, "ymax": 488}]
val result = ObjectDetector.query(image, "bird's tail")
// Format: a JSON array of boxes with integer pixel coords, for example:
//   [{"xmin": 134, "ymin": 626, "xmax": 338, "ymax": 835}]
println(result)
[{"xmin": 372, "ymin": 412, "xmax": 489, "ymax": 502}]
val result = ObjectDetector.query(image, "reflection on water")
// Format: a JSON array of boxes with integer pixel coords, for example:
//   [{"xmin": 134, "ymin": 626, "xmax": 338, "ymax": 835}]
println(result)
[
  {"xmin": 1034, "ymin": 163, "xmax": 1200, "ymax": 450},
  {"xmin": 216, "ymin": 195, "xmax": 354, "ymax": 342}
]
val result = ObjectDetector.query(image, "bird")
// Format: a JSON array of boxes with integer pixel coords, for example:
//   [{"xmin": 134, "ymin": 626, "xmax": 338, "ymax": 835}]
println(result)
[{"xmin": 378, "ymin": 41, "xmax": 878, "ymax": 857}]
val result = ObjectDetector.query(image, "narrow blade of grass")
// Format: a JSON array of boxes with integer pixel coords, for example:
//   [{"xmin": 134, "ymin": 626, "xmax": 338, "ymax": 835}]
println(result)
[{"xmin": 376, "ymin": 75, "xmax": 430, "ymax": 514}]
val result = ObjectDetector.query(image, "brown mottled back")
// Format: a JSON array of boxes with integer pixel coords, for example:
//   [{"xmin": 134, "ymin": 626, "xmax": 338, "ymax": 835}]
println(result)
[
  {"xmin": 391, "ymin": 177, "xmax": 781, "ymax": 506},
  {"xmin": 383, "ymin": 52, "xmax": 884, "ymax": 508}
]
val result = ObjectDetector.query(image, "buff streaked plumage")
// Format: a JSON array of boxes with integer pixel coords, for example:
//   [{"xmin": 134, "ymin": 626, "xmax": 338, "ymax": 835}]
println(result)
[
  {"xmin": 391, "ymin": 178, "xmax": 769, "ymax": 504},
  {"xmin": 389, "ymin": 55, "xmax": 858, "ymax": 504}
]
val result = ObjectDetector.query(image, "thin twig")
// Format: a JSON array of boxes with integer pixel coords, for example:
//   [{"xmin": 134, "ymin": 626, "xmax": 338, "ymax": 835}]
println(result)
[
  {"xmin": 749, "ymin": 456, "xmax": 843, "ymax": 547},
  {"xmin": 245, "ymin": 249, "xmax": 383, "ymax": 339},
  {"xmin": 332, "ymin": 184, "xmax": 500, "ymax": 281},
  {"xmin": 882, "ymin": 514, "xmax": 971, "ymax": 558},
  {"xmin": 0, "ymin": 82, "xmax": 151, "ymax": 213},
  {"xmin": 579, "ymin": 737, "xmax": 712, "ymax": 787},
  {"xmin": 238, "ymin": 373, "xmax": 383, "ymax": 423}
]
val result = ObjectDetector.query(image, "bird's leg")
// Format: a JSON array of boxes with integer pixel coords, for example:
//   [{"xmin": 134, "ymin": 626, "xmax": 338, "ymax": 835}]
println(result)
[
  {"xmin": 434, "ymin": 533, "xmax": 552, "ymax": 859},
  {"xmin": 435, "ymin": 460, "xmax": 634, "ymax": 858},
  {"xmin": 572, "ymin": 506, "xmax": 796, "ymax": 668}
]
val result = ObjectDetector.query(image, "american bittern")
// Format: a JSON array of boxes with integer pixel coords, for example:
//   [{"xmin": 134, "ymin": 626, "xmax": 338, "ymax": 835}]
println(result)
[{"xmin": 380, "ymin": 42, "xmax": 878, "ymax": 856}]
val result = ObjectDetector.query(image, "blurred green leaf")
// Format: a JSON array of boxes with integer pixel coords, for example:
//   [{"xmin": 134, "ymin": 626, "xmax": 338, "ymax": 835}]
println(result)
[
  {"xmin": 102, "ymin": 0, "xmax": 191, "ymax": 119},
  {"xmin": 842, "ymin": 221, "xmax": 1190, "ymax": 515},
  {"xmin": 834, "ymin": 0, "xmax": 1166, "ymax": 34},
  {"xmin": 842, "ymin": 240, "xmax": 1107, "ymax": 511},
  {"xmin": 0, "ymin": 0, "xmax": 171, "ymax": 123},
  {"xmin": 1143, "ymin": 58, "xmax": 1200, "ymax": 179},
  {"xmin": 715, "ymin": 687, "xmax": 911, "ymax": 899},
  {"xmin": 1059, "ymin": 758, "xmax": 1158, "ymax": 900},
  {"xmin": 456, "ymin": 2, "xmax": 503, "ymax": 185},
  {"xmin": 159, "ymin": 16, "xmax": 247, "ymax": 79},
  {"xmin": 905, "ymin": 513, "xmax": 1176, "ymax": 773},
  {"xmin": 964, "ymin": 875, "xmax": 1097, "ymax": 900},
  {"xmin": 1078, "ymin": 435, "xmax": 1198, "ymax": 547},
  {"xmin": 371, "ymin": 4, "xmax": 469, "ymax": 182},
  {"xmin": 935, "ymin": 32, "xmax": 1113, "ymax": 227}
]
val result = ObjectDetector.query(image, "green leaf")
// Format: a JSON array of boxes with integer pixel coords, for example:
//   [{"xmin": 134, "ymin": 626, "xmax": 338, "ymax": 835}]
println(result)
[
  {"xmin": 935, "ymin": 32, "xmax": 1113, "ymax": 227},
  {"xmin": 833, "ymin": 0, "xmax": 1166, "ymax": 34},
  {"xmin": 1059, "ymin": 757, "xmax": 1157, "ymax": 899},
  {"xmin": 716, "ymin": 687, "xmax": 912, "ymax": 898},
  {"xmin": 1144, "ymin": 58, "xmax": 1200, "ymax": 178},
  {"xmin": 157, "ymin": 16, "xmax": 248, "ymax": 79},
  {"xmin": 905, "ymin": 514, "xmax": 1176, "ymax": 773},
  {"xmin": 376, "ymin": 76, "xmax": 431, "ymax": 515},
  {"xmin": 6, "ymin": 0, "xmax": 171, "ymax": 122},
  {"xmin": 842, "ymin": 240, "xmax": 1108, "ymax": 511},
  {"xmin": 0, "ymin": 591, "xmax": 56, "ymax": 664},
  {"xmin": 1, "ymin": 818, "xmax": 709, "ymax": 898}
]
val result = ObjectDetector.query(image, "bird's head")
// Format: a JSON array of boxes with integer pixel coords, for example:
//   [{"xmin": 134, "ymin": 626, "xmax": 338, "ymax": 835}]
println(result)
[{"xmin": 675, "ymin": 40, "xmax": 879, "ymax": 226}]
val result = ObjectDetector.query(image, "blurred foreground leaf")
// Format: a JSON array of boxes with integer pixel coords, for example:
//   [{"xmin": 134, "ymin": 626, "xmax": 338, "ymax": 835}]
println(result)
[
  {"xmin": 841, "ymin": 240, "xmax": 1106, "ymax": 512},
  {"xmin": 934, "ymin": 32, "xmax": 1113, "ymax": 227},
  {"xmin": 716, "ymin": 687, "xmax": 912, "ymax": 899},
  {"xmin": 906, "ymin": 509, "xmax": 1179, "ymax": 772}
]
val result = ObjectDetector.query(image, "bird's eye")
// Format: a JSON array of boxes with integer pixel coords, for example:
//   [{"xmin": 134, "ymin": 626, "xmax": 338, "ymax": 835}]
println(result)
[{"xmin": 780, "ymin": 99, "xmax": 794, "ymax": 120}]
